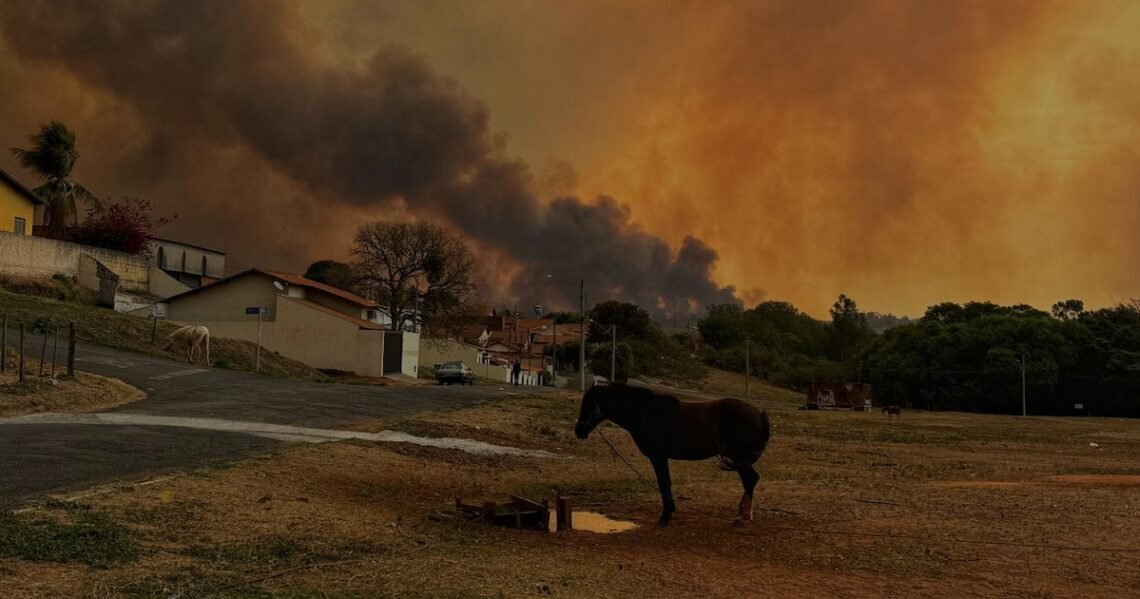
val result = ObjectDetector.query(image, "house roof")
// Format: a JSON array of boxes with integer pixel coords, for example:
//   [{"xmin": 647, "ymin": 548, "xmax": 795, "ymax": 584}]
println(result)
[
  {"xmin": 161, "ymin": 268, "xmax": 378, "ymax": 309},
  {"xmin": 262, "ymin": 270, "xmax": 378, "ymax": 309},
  {"xmin": 286, "ymin": 297, "xmax": 386, "ymax": 330},
  {"xmin": 0, "ymin": 167, "xmax": 46, "ymax": 206},
  {"xmin": 152, "ymin": 237, "xmax": 226, "ymax": 255}
]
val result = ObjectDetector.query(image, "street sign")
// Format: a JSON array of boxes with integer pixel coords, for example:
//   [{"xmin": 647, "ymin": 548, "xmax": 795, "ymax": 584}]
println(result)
[
  {"xmin": 245, "ymin": 306, "xmax": 266, "ymax": 315},
  {"xmin": 150, "ymin": 305, "xmax": 167, "ymax": 319}
]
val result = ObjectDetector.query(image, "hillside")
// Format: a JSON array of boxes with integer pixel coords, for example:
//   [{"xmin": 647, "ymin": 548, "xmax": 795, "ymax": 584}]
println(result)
[{"xmin": 0, "ymin": 277, "xmax": 325, "ymax": 381}]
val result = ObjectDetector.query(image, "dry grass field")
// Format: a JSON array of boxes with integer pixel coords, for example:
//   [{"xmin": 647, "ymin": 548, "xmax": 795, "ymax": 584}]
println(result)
[{"xmin": 2, "ymin": 377, "xmax": 1139, "ymax": 598}]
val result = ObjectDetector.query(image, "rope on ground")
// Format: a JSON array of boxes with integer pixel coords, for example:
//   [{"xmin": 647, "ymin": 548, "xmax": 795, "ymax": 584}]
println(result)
[
  {"xmin": 212, "ymin": 558, "xmax": 375, "ymax": 593},
  {"xmin": 593, "ymin": 428, "xmax": 1140, "ymax": 554}
]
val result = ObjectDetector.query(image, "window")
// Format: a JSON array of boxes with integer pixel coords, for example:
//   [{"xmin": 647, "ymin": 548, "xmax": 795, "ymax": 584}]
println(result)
[
  {"xmin": 13, "ymin": 217, "xmax": 26, "ymax": 235},
  {"xmin": 157, "ymin": 246, "xmax": 165, "ymax": 268}
]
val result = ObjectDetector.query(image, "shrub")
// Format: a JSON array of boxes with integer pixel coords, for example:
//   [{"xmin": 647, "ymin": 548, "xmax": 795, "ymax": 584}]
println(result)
[{"xmin": 68, "ymin": 198, "xmax": 172, "ymax": 256}]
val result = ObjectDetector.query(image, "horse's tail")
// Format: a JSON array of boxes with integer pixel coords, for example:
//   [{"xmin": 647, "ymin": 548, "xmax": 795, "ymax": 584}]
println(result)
[{"xmin": 716, "ymin": 409, "xmax": 771, "ymax": 471}]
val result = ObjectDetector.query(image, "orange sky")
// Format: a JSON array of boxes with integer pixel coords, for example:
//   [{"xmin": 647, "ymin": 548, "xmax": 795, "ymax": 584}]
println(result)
[{"xmin": 2, "ymin": 1, "xmax": 1138, "ymax": 317}]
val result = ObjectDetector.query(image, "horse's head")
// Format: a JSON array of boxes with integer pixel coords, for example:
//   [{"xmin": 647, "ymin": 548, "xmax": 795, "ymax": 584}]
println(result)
[{"xmin": 575, "ymin": 386, "xmax": 606, "ymax": 439}]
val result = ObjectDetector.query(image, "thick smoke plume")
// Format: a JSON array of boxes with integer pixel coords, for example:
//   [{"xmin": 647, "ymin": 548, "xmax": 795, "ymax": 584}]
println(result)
[
  {"xmin": 0, "ymin": 0, "xmax": 736, "ymax": 315},
  {"xmin": 7, "ymin": 1, "xmax": 1139, "ymax": 317}
]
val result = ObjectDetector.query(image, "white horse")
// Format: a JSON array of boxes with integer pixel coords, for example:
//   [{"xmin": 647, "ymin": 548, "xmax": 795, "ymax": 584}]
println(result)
[{"xmin": 170, "ymin": 325, "xmax": 210, "ymax": 365}]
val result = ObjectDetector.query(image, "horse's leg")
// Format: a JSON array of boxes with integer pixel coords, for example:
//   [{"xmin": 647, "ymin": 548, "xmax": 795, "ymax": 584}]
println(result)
[
  {"xmin": 737, "ymin": 466, "xmax": 760, "ymax": 522},
  {"xmin": 650, "ymin": 457, "xmax": 675, "ymax": 526}
]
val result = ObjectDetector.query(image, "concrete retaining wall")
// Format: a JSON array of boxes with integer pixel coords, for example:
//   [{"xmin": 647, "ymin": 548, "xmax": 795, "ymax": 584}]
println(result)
[
  {"xmin": 78, "ymin": 254, "xmax": 120, "ymax": 308},
  {"xmin": 148, "ymin": 265, "xmax": 190, "ymax": 299},
  {"xmin": 0, "ymin": 231, "xmax": 149, "ymax": 293}
]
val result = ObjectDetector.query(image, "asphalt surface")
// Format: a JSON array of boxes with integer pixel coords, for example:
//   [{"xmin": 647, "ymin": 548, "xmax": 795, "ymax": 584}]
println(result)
[{"xmin": 1, "ymin": 333, "xmax": 526, "ymax": 509}]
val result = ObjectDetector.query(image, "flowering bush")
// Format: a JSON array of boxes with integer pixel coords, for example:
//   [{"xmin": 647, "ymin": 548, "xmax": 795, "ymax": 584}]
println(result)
[{"xmin": 68, "ymin": 198, "xmax": 173, "ymax": 256}]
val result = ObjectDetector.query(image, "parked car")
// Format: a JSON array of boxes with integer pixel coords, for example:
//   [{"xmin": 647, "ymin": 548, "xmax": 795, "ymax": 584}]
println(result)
[{"xmin": 436, "ymin": 361, "xmax": 475, "ymax": 385}]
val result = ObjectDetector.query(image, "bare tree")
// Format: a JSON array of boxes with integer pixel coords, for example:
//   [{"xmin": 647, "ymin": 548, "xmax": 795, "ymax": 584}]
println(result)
[{"xmin": 351, "ymin": 221, "xmax": 477, "ymax": 334}]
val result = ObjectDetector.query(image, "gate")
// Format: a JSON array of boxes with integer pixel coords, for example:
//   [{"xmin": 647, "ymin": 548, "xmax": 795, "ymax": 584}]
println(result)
[{"xmin": 383, "ymin": 331, "xmax": 403, "ymax": 374}]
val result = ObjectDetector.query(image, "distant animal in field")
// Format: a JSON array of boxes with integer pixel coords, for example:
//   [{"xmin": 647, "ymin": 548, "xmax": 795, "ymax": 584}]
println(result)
[
  {"xmin": 882, "ymin": 405, "xmax": 902, "ymax": 420},
  {"xmin": 170, "ymin": 325, "xmax": 210, "ymax": 365},
  {"xmin": 575, "ymin": 384, "xmax": 771, "ymax": 526}
]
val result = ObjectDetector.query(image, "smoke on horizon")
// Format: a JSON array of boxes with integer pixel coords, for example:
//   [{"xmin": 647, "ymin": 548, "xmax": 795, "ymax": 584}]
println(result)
[{"xmin": 0, "ymin": 0, "xmax": 737, "ymax": 316}]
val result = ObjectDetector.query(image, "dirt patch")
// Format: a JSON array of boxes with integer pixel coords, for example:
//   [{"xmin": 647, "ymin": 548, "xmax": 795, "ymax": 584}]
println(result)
[
  {"xmin": 0, "ymin": 349, "xmax": 144, "ymax": 417},
  {"xmin": 927, "ymin": 480, "xmax": 1031, "ymax": 489},
  {"xmin": 384, "ymin": 419, "xmax": 553, "ymax": 451},
  {"xmin": 1046, "ymin": 474, "xmax": 1140, "ymax": 486}
]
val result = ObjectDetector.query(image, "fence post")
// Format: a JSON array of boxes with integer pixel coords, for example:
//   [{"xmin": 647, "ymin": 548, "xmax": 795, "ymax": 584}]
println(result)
[
  {"xmin": 39, "ymin": 323, "xmax": 48, "ymax": 377},
  {"xmin": 1, "ymin": 314, "xmax": 6, "ymax": 374},
  {"xmin": 18, "ymin": 322, "xmax": 26, "ymax": 383},
  {"xmin": 67, "ymin": 321, "xmax": 77, "ymax": 377},
  {"xmin": 51, "ymin": 321, "xmax": 60, "ymax": 378}
]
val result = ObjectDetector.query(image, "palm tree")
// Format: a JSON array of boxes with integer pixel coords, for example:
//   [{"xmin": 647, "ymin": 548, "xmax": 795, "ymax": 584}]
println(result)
[{"xmin": 10, "ymin": 121, "xmax": 99, "ymax": 237}]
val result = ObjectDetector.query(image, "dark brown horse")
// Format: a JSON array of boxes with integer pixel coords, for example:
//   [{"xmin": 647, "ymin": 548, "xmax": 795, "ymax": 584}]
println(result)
[
  {"xmin": 882, "ymin": 405, "xmax": 902, "ymax": 420},
  {"xmin": 575, "ymin": 384, "xmax": 771, "ymax": 526}
]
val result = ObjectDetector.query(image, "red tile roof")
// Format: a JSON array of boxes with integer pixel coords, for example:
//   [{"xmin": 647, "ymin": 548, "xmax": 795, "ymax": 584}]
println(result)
[
  {"xmin": 161, "ymin": 268, "xmax": 379, "ymax": 310},
  {"xmin": 286, "ymin": 297, "xmax": 386, "ymax": 330},
  {"xmin": 263, "ymin": 270, "xmax": 378, "ymax": 309}
]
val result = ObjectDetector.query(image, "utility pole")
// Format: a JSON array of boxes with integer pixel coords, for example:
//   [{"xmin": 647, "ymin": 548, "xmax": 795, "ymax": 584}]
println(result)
[
  {"xmin": 256, "ymin": 308, "xmax": 263, "ymax": 373},
  {"xmin": 551, "ymin": 320, "xmax": 557, "ymax": 387},
  {"xmin": 610, "ymin": 324, "xmax": 617, "ymax": 383},
  {"xmin": 1020, "ymin": 353, "xmax": 1027, "ymax": 416},
  {"xmin": 1, "ymin": 314, "xmax": 7, "ymax": 374},
  {"xmin": 579, "ymin": 278, "xmax": 586, "ymax": 394},
  {"xmin": 744, "ymin": 334, "xmax": 750, "ymax": 401}
]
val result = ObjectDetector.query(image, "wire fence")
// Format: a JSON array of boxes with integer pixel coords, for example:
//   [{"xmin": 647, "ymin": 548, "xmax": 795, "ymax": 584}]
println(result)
[{"xmin": 1, "ymin": 314, "xmax": 78, "ymax": 382}]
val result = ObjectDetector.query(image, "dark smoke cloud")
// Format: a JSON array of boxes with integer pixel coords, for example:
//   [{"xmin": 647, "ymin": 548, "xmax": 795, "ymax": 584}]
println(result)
[{"xmin": 0, "ymin": 0, "xmax": 736, "ymax": 316}]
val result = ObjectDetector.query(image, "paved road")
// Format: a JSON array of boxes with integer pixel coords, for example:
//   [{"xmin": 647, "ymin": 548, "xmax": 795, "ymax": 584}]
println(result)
[{"xmin": 1, "ymin": 335, "xmax": 527, "ymax": 508}]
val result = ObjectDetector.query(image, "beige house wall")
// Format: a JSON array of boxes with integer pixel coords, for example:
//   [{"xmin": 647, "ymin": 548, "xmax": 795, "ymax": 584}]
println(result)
[
  {"xmin": 419, "ymin": 338, "xmax": 480, "ymax": 369},
  {"xmin": 164, "ymin": 273, "xmax": 279, "ymax": 323},
  {"xmin": 177, "ymin": 294, "xmax": 385, "ymax": 377},
  {"xmin": 353, "ymin": 328, "xmax": 386, "ymax": 378},
  {"xmin": 0, "ymin": 231, "xmax": 149, "ymax": 293},
  {"xmin": 271, "ymin": 297, "xmax": 384, "ymax": 377},
  {"xmin": 306, "ymin": 292, "xmax": 369, "ymax": 321}
]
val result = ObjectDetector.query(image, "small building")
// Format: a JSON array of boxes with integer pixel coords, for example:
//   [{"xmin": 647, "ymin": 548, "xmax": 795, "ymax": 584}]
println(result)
[
  {"xmin": 151, "ymin": 237, "xmax": 226, "ymax": 288},
  {"xmin": 805, "ymin": 383, "xmax": 873, "ymax": 411},
  {"xmin": 0, "ymin": 167, "xmax": 44, "ymax": 236},
  {"xmin": 155, "ymin": 268, "xmax": 418, "ymax": 378}
]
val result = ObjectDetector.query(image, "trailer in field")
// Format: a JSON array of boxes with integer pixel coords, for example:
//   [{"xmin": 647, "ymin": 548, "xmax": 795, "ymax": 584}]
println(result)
[{"xmin": 805, "ymin": 383, "xmax": 873, "ymax": 411}]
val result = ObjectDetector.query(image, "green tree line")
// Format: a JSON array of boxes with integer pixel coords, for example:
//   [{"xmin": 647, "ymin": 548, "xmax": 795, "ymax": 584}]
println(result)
[{"xmin": 697, "ymin": 296, "xmax": 1140, "ymax": 417}]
